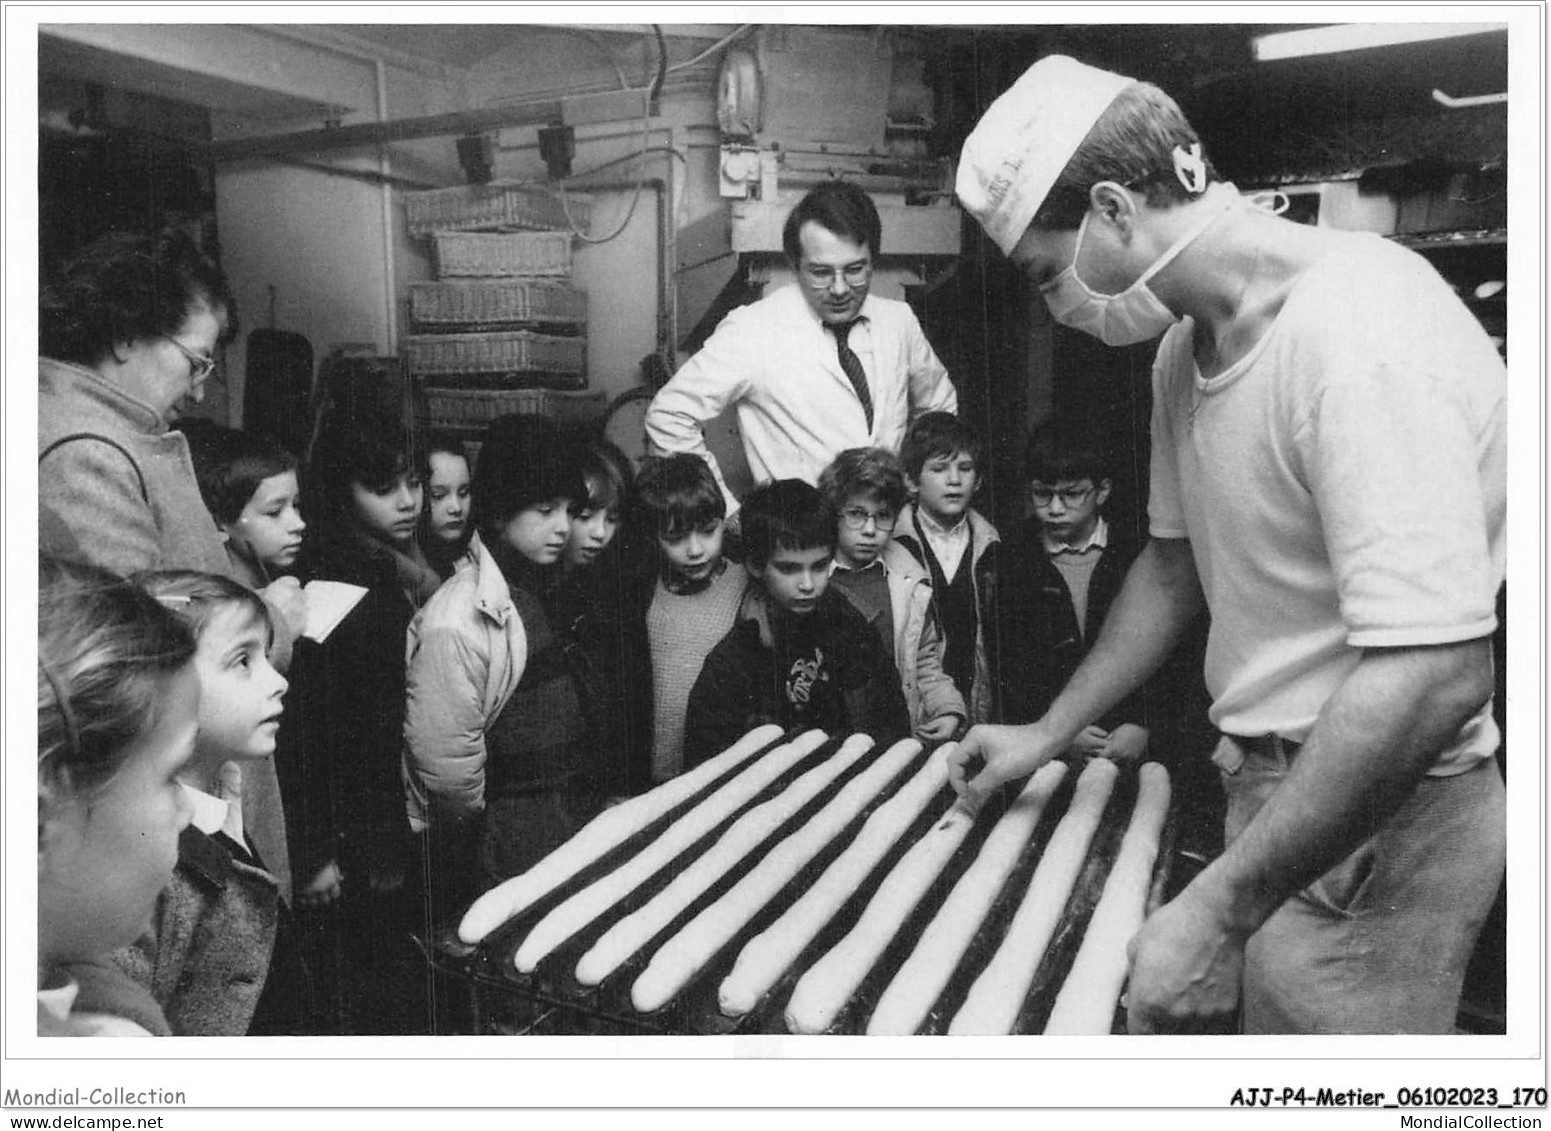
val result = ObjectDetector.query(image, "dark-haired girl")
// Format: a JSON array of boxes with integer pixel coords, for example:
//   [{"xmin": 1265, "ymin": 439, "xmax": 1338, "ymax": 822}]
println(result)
[{"xmin": 278, "ymin": 408, "xmax": 441, "ymax": 1033}]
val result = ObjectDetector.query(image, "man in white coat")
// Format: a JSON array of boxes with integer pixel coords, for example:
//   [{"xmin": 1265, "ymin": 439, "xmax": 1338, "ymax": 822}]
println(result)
[{"xmin": 645, "ymin": 180, "xmax": 958, "ymax": 514}]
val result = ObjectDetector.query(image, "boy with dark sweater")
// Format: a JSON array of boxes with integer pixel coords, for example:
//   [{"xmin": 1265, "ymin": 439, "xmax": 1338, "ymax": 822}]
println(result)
[{"xmin": 683, "ymin": 479, "xmax": 909, "ymax": 766}]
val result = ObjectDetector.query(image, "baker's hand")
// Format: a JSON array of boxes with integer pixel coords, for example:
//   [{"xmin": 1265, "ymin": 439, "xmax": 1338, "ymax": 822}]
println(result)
[
  {"xmin": 1124, "ymin": 883, "xmax": 1246, "ymax": 1034},
  {"xmin": 1100, "ymin": 723, "xmax": 1149, "ymax": 763},
  {"xmin": 947, "ymin": 723, "xmax": 1061, "ymax": 814},
  {"xmin": 260, "ymin": 576, "xmax": 308, "ymax": 640}
]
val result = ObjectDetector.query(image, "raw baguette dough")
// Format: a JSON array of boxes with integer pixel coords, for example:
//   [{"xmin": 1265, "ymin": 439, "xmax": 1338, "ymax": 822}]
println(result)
[
  {"xmin": 1043, "ymin": 761, "xmax": 1171, "ymax": 1034},
  {"xmin": 718, "ymin": 742, "xmax": 956, "ymax": 1018},
  {"xmin": 866, "ymin": 759, "xmax": 1070, "ymax": 1035},
  {"xmin": 785, "ymin": 797, "xmax": 976, "ymax": 1033},
  {"xmin": 575, "ymin": 734, "xmax": 877, "ymax": 986},
  {"xmin": 948, "ymin": 757, "xmax": 1118, "ymax": 1035},
  {"xmin": 631, "ymin": 738, "xmax": 925, "ymax": 1013},
  {"xmin": 460, "ymin": 723, "xmax": 785, "ymax": 943},
  {"xmin": 514, "ymin": 730, "xmax": 829, "ymax": 972}
]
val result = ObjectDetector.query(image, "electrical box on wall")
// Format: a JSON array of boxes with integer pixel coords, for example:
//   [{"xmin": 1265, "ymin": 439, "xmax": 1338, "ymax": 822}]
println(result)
[{"xmin": 750, "ymin": 26, "xmax": 894, "ymax": 154}]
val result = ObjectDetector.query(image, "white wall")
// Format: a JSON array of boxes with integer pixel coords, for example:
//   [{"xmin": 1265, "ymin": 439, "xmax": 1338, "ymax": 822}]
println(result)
[
  {"xmin": 206, "ymin": 29, "xmax": 733, "ymax": 425},
  {"xmin": 209, "ymin": 40, "xmax": 465, "ymax": 425}
]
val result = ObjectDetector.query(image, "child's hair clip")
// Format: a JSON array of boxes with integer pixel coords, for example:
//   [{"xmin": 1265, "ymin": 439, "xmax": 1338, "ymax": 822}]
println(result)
[{"xmin": 1172, "ymin": 142, "xmax": 1208, "ymax": 195}]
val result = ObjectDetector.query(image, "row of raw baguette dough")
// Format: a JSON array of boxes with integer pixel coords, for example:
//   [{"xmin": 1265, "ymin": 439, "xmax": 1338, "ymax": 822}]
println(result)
[
  {"xmin": 632, "ymin": 735, "xmax": 928, "ymax": 1012},
  {"xmin": 864, "ymin": 758, "xmax": 1072, "ymax": 1034},
  {"xmin": 575, "ymin": 732, "xmax": 882, "ymax": 987},
  {"xmin": 462, "ymin": 721, "xmax": 1169, "ymax": 1032},
  {"xmin": 716, "ymin": 740, "xmax": 958, "ymax": 1017},
  {"xmin": 515, "ymin": 729, "xmax": 834, "ymax": 972},
  {"xmin": 948, "ymin": 756, "xmax": 1121, "ymax": 1034},
  {"xmin": 1043, "ymin": 760, "xmax": 1171, "ymax": 1033},
  {"xmin": 806, "ymin": 756, "xmax": 1169, "ymax": 1035},
  {"xmin": 459, "ymin": 723, "xmax": 787, "ymax": 944}
]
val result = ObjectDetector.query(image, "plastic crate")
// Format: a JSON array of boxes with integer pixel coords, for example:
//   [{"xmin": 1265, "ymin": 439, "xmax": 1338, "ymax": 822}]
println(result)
[
  {"xmin": 405, "ymin": 330, "xmax": 585, "ymax": 379},
  {"xmin": 403, "ymin": 184, "xmax": 584, "ymax": 237},
  {"xmin": 424, "ymin": 387, "xmax": 607, "ymax": 432},
  {"xmin": 410, "ymin": 280, "xmax": 586, "ymax": 331},
  {"xmin": 432, "ymin": 231, "xmax": 573, "ymax": 278}
]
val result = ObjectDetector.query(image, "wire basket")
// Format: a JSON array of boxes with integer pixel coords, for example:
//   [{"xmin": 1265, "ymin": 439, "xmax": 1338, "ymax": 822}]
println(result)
[
  {"xmin": 403, "ymin": 184, "xmax": 585, "ymax": 237},
  {"xmin": 432, "ymin": 231, "xmax": 573, "ymax": 278},
  {"xmin": 424, "ymin": 387, "xmax": 607, "ymax": 432},
  {"xmin": 405, "ymin": 330, "xmax": 585, "ymax": 379},
  {"xmin": 410, "ymin": 280, "xmax": 586, "ymax": 331}
]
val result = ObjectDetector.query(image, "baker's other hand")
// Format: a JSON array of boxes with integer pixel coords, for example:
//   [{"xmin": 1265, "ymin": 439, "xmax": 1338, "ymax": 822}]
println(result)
[{"xmin": 1124, "ymin": 883, "xmax": 1245, "ymax": 1034}]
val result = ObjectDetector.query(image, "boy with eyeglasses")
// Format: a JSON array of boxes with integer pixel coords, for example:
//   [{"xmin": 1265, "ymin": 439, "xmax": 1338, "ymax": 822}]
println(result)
[
  {"xmin": 999, "ymin": 428, "xmax": 1149, "ymax": 761},
  {"xmin": 644, "ymin": 180, "xmax": 958, "ymax": 517},
  {"xmin": 819, "ymin": 447, "xmax": 965, "ymax": 743}
]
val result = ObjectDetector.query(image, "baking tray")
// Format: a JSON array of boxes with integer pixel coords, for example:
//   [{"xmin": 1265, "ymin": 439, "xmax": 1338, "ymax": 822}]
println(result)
[{"xmin": 437, "ymin": 734, "xmax": 1180, "ymax": 1036}]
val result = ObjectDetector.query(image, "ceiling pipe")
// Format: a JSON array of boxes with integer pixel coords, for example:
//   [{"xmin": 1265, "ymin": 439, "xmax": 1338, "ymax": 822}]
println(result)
[
  {"xmin": 1432, "ymin": 88, "xmax": 1508, "ymax": 109},
  {"xmin": 204, "ymin": 100, "xmax": 569, "ymax": 162},
  {"xmin": 376, "ymin": 58, "xmax": 398, "ymax": 353}
]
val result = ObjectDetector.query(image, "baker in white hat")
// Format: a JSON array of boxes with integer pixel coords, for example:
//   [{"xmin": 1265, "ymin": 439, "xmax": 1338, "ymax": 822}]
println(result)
[{"xmin": 949, "ymin": 56, "xmax": 1506, "ymax": 1036}]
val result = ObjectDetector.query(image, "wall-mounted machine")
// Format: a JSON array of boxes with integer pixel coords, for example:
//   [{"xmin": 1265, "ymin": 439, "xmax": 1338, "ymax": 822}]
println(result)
[{"xmin": 711, "ymin": 25, "xmax": 960, "ymax": 297}]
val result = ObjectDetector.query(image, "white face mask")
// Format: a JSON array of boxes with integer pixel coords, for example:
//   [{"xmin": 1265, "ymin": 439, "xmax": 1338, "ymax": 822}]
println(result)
[{"xmin": 1040, "ymin": 186, "xmax": 1236, "ymax": 346}]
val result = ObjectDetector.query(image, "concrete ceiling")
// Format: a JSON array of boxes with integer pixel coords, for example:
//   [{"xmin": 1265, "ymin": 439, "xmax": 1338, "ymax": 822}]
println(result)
[
  {"xmin": 310, "ymin": 22, "xmax": 744, "ymax": 71},
  {"xmin": 35, "ymin": 20, "xmax": 1509, "ymax": 174}
]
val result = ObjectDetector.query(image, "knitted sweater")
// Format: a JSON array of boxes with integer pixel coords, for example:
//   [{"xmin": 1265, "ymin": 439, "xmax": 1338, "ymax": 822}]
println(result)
[{"xmin": 646, "ymin": 562, "xmax": 748, "ymax": 782}]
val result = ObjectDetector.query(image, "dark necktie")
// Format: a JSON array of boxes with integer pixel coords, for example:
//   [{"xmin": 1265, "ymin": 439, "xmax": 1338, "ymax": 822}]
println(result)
[{"xmin": 830, "ymin": 320, "xmax": 874, "ymax": 431}]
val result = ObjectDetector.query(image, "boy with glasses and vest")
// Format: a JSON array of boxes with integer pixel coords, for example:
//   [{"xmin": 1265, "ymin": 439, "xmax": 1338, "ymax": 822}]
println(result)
[
  {"xmin": 998, "ymin": 427, "xmax": 1151, "ymax": 761},
  {"xmin": 819, "ymin": 447, "xmax": 966, "ymax": 743}
]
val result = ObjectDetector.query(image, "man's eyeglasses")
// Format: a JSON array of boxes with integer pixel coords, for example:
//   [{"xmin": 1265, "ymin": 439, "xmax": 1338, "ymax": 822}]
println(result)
[
  {"xmin": 158, "ymin": 334, "xmax": 217, "ymax": 381},
  {"xmin": 1030, "ymin": 484, "xmax": 1095, "ymax": 509},
  {"xmin": 802, "ymin": 261, "xmax": 872, "ymax": 289},
  {"xmin": 839, "ymin": 506, "xmax": 897, "ymax": 531}
]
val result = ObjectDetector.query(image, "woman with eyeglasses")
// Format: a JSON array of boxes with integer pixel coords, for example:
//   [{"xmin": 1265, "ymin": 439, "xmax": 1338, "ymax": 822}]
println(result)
[
  {"xmin": 39, "ymin": 227, "xmax": 304, "ymax": 908},
  {"xmin": 40, "ymin": 228, "xmax": 239, "ymax": 575}
]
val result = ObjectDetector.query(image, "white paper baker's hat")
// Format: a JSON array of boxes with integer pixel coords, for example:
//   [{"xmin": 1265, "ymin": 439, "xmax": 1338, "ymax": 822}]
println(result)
[{"xmin": 956, "ymin": 55, "xmax": 1135, "ymax": 255}]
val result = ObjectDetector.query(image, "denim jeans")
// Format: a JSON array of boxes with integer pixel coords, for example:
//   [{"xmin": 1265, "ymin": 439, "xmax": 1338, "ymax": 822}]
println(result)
[{"xmin": 1215, "ymin": 736, "xmax": 1506, "ymax": 1033}]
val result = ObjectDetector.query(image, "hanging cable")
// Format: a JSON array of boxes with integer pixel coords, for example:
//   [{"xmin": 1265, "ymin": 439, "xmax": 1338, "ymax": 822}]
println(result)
[
  {"xmin": 558, "ymin": 25, "xmax": 659, "ymax": 244},
  {"xmin": 649, "ymin": 24, "xmax": 668, "ymax": 100},
  {"xmin": 666, "ymin": 24, "xmax": 756, "ymax": 74}
]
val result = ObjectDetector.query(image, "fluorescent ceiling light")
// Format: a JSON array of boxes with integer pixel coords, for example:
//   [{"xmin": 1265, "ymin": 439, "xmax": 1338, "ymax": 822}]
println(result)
[{"xmin": 1252, "ymin": 22, "xmax": 1507, "ymax": 62}]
